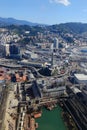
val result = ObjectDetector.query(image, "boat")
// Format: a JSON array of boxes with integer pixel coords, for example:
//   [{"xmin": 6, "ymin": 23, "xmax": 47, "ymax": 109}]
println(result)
[{"xmin": 34, "ymin": 113, "xmax": 42, "ymax": 118}]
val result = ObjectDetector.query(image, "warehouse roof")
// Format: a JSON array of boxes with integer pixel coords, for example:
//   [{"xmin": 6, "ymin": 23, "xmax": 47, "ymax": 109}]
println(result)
[
  {"xmin": 72, "ymin": 87, "xmax": 81, "ymax": 94},
  {"xmin": 74, "ymin": 74, "xmax": 87, "ymax": 81}
]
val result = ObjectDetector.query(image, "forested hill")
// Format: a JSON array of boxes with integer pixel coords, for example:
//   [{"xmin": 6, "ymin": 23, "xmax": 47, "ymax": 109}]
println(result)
[
  {"xmin": 1, "ymin": 22, "xmax": 87, "ymax": 44},
  {"xmin": 3, "ymin": 22, "xmax": 87, "ymax": 35},
  {"xmin": 49, "ymin": 23, "xmax": 87, "ymax": 34}
]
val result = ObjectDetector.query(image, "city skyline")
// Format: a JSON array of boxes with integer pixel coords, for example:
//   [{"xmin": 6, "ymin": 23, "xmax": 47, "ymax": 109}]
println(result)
[{"xmin": 0, "ymin": 0, "xmax": 87, "ymax": 25}]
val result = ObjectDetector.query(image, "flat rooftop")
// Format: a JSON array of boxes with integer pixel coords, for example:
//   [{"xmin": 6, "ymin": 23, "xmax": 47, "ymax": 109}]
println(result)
[{"xmin": 74, "ymin": 74, "xmax": 87, "ymax": 81}]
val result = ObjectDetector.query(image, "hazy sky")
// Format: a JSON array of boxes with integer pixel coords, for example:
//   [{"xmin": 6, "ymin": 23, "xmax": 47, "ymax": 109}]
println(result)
[{"xmin": 0, "ymin": 0, "xmax": 87, "ymax": 24}]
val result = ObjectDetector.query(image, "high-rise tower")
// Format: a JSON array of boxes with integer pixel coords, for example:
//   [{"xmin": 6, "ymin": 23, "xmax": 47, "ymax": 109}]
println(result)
[
  {"xmin": 5, "ymin": 44, "xmax": 10, "ymax": 56},
  {"xmin": 53, "ymin": 37, "xmax": 59, "ymax": 50}
]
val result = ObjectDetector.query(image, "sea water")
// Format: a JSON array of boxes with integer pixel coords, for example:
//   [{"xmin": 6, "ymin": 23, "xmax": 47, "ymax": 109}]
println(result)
[{"xmin": 36, "ymin": 106, "xmax": 67, "ymax": 130}]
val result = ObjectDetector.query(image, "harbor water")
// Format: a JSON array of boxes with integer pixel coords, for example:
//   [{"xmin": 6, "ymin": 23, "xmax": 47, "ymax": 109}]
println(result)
[{"xmin": 36, "ymin": 105, "xmax": 67, "ymax": 130}]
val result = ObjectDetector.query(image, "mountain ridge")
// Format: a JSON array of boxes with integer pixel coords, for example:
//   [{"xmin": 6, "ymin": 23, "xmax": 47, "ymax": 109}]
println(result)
[
  {"xmin": 0, "ymin": 17, "xmax": 46, "ymax": 26},
  {"xmin": 1, "ymin": 17, "xmax": 87, "ymax": 35}
]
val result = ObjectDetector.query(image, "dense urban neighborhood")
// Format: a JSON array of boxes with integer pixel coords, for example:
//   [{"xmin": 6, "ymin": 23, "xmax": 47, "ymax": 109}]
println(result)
[{"xmin": 0, "ymin": 20, "xmax": 87, "ymax": 130}]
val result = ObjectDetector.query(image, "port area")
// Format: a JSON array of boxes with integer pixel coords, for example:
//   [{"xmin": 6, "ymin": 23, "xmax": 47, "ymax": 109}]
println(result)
[
  {"xmin": 3, "ymin": 91, "xmax": 77, "ymax": 130},
  {"xmin": 3, "ymin": 95, "xmax": 78, "ymax": 130},
  {"xmin": 22, "ymin": 105, "xmax": 67, "ymax": 130},
  {"xmin": 2, "ymin": 84, "xmax": 78, "ymax": 130}
]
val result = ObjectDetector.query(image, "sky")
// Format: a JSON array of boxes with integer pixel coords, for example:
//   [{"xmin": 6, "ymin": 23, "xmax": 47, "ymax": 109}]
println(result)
[{"xmin": 0, "ymin": 0, "xmax": 87, "ymax": 25}]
